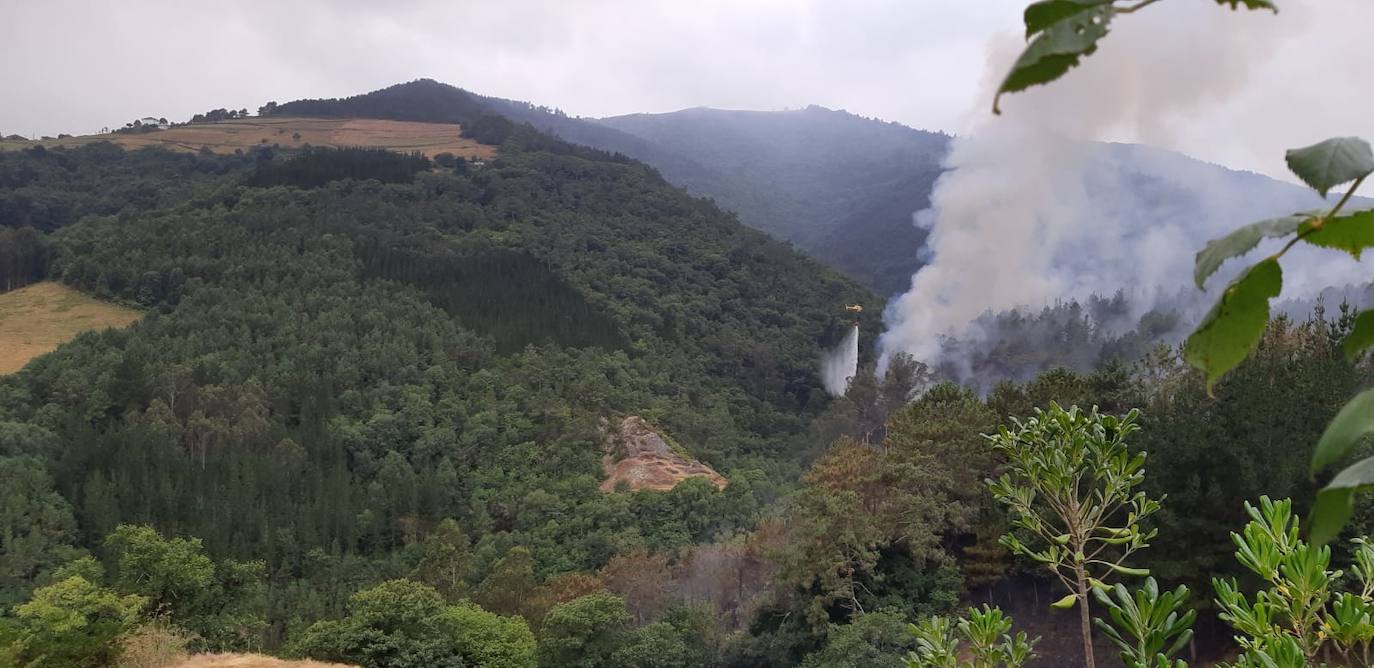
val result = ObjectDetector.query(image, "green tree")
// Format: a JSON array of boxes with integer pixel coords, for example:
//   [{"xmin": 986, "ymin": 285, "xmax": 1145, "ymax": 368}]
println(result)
[
  {"xmin": 780, "ymin": 436, "xmax": 966, "ymax": 629},
  {"xmin": 537, "ymin": 591, "xmax": 632, "ymax": 668},
  {"xmin": 800, "ymin": 610, "xmax": 917, "ymax": 668},
  {"xmin": 1130, "ymin": 314, "xmax": 1351, "ymax": 598},
  {"xmin": 4, "ymin": 574, "xmax": 145, "ymax": 667},
  {"xmin": 986, "ymin": 403, "xmax": 1161, "ymax": 668},
  {"xmin": 103, "ymin": 524, "xmax": 265, "ymax": 650},
  {"xmin": 294, "ymin": 579, "xmax": 534, "ymax": 668},
  {"xmin": 434, "ymin": 600, "xmax": 538, "ymax": 668},
  {"xmin": 476, "ymin": 547, "xmax": 551, "ymax": 623},
  {"xmin": 104, "ymin": 525, "xmax": 215, "ymax": 617},
  {"xmin": 410, "ymin": 519, "xmax": 474, "ymax": 602},
  {"xmin": 612, "ymin": 621, "xmax": 694, "ymax": 668},
  {"xmin": 0, "ymin": 456, "xmax": 80, "ymax": 608}
]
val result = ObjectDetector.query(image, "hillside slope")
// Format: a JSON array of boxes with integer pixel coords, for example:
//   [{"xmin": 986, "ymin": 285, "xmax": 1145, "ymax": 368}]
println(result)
[
  {"xmin": 194, "ymin": 80, "xmax": 1354, "ymax": 305},
  {"xmin": 597, "ymin": 107, "xmax": 949, "ymax": 295},
  {"xmin": 269, "ymin": 79, "xmax": 946, "ymax": 294},
  {"xmin": 0, "ymin": 106, "xmax": 879, "ymax": 650},
  {"xmin": 272, "ymin": 79, "xmax": 664, "ymax": 160},
  {"xmin": 0, "ymin": 117, "xmax": 496, "ymax": 159}
]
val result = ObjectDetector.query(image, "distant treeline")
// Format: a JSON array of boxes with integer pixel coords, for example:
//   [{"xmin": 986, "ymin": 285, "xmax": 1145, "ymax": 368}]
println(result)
[
  {"xmin": 0, "ymin": 226, "xmax": 47, "ymax": 292},
  {"xmin": 189, "ymin": 107, "xmax": 249, "ymax": 124},
  {"xmin": 0, "ymin": 142, "xmax": 254, "ymax": 232},
  {"xmin": 271, "ymin": 79, "xmax": 492, "ymax": 126},
  {"xmin": 246, "ymin": 147, "xmax": 432, "ymax": 189}
]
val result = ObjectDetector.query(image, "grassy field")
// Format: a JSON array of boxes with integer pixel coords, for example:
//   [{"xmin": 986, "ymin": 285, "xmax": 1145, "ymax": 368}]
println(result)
[
  {"xmin": 0, "ymin": 282, "xmax": 141, "ymax": 375},
  {"xmin": 0, "ymin": 116, "xmax": 497, "ymax": 159}
]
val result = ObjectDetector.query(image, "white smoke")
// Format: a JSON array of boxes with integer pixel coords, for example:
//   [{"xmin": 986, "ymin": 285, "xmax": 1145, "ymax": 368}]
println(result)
[
  {"xmin": 879, "ymin": 2, "xmax": 1371, "ymax": 370},
  {"xmin": 821, "ymin": 324, "xmax": 859, "ymax": 396}
]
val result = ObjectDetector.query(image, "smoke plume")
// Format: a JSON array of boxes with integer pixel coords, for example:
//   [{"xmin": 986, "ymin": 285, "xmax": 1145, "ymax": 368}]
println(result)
[
  {"xmin": 821, "ymin": 324, "xmax": 860, "ymax": 396},
  {"xmin": 879, "ymin": 2, "xmax": 1370, "ymax": 372}
]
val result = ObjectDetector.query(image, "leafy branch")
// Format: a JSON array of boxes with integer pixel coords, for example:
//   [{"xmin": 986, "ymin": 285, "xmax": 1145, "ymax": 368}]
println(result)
[
  {"xmin": 993, "ymin": 0, "xmax": 1276, "ymax": 114},
  {"xmin": 995, "ymin": 0, "xmax": 1374, "ymax": 548}
]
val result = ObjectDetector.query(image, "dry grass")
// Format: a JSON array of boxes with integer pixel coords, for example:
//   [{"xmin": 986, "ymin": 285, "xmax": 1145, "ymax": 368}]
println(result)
[
  {"xmin": 171, "ymin": 655, "xmax": 355, "ymax": 668},
  {"xmin": 0, "ymin": 281, "xmax": 141, "ymax": 375},
  {"xmin": 118, "ymin": 622, "xmax": 195, "ymax": 668},
  {"xmin": 0, "ymin": 117, "xmax": 497, "ymax": 159}
]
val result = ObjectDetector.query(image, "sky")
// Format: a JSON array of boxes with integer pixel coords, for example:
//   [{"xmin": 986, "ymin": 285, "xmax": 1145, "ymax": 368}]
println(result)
[{"xmin": 1, "ymin": 0, "xmax": 1370, "ymax": 180}]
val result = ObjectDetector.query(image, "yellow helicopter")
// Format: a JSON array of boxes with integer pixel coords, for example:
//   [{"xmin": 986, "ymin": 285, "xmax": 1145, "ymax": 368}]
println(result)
[{"xmin": 844, "ymin": 304, "xmax": 863, "ymax": 313}]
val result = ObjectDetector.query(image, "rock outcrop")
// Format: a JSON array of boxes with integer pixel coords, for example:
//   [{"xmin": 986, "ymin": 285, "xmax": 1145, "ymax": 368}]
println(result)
[{"xmin": 600, "ymin": 416, "xmax": 726, "ymax": 492}]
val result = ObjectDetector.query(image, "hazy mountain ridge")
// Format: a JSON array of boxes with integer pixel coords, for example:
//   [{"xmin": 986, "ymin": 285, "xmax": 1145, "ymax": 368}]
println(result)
[
  {"xmin": 271, "ymin": 81, "xmax": 944, "ymax": 294},
  {"xmin": 597, "ymin": 106, "xmax": 949, "ymax": 295},
  {"xmin": 271, "ymin": 79, "xmax": 724, "ymax": 193}
]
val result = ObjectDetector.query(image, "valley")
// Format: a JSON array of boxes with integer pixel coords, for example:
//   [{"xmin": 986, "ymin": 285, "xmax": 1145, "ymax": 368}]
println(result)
[{"xmin": 2, "ymin": 5, "xmax": 1372, "ymax": 662}]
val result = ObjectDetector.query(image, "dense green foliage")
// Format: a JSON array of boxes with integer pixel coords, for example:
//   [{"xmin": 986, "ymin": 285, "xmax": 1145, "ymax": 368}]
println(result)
[
  {"xmin": 0, "ymin": 142, "xmax": 252, "ymax": 232},
  {"xmin": 7, "ymin": 73, "xmax": 1374, "ymax": 664},
  {"xmin": 0, "ymin": 523, "xmax": 261, "ymax": 667},
  {"xmin": 0, "ymin": 226, "xmax": 47, "ymax": 292},
  {"xmin": 597, "ymin": 107, "xmax": 950, "ymax": 295},
  {"xmin": 0, "ymin": 126, "xmax": 882, "ymax": 662},
  {"xmin": 272, "ymin": 79, "xmax": 949, "ymax": 295},
  {"xmin": 291, "ymin": 579, "xmax": 535, "ymax": 668},
  {"xmin": 356, "ymin": 241, "xmax": 628, "ymax": 353},
  {"xmin": 245, "ymin": 147, "xmax": 432, "ymax": 189}
]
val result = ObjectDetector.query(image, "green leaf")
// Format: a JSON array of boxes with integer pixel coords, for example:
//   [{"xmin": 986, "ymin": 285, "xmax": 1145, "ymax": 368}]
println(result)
[
  {"xmin": 1194, "ymin": 213, "xmax": 1310, "ymax": 288},
  {"xmin": 1105, "ymin": 563, "xmax": 1150, "ymax": 577},
  {"xmin": 1184, "ymin": 259, "xmax": 1282, "ymax": 392},
  {"xmin": 1051, "ymin": 593, "xmax": 1079, "ymax": 609},
  {"xmin": 1309, "ymin": 456, "xmax": 1374, "ymax": 546},
  {"xmin": 1310, "ymin": 389, "xmax": 1374, "ymax": 475},
  {"xmin": 1023, "ymin": 0, "xmax": 1112, "ymax": 38},
  {"xmin": 994, "ymin": 4, "xmax": 1113, "ymax": 114},
  {"xmin": 1214, "ymin": 0, "xmax": 1278, "ymax": 11},
  {"xmin": 1343, "ymin": 311, "xmax": 1374, "ymax": 361},
  {"xmin": 1285, "ymin": 137, "xmax": 1374, "ymax": 197},
  {"xmin": 1299, "ymin": 209, "xmax": 1374, "ymax": 259}
]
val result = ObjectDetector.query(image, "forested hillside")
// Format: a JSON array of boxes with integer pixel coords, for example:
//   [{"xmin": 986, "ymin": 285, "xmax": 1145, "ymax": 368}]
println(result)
[
  {"xmin": 597, "ymin": 107, "xmax": 949, "ymax": 296},
  {"xmin": 0, "ymin": 125, "xmax": 880, "ymax": 665},
  {"xmin": 269, "ymin": 79, "xmax": 705, "ymax": 183},
  {"xmin": 268, "ymin": 80, "xmax": 945, "ymax": 295},
  {"xmin": 5, "ymin": 79, "xmax": 1374, "ymax": 667},
  {"xmin": 268, "ymin": 79, "xmax": 1340, "ymax": 310}
]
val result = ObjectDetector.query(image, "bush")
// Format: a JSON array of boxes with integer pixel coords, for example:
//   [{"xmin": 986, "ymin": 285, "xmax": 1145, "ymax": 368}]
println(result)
[{"xmin": 116, "ymin": 621, "xmax": 195, "ymax": 668}]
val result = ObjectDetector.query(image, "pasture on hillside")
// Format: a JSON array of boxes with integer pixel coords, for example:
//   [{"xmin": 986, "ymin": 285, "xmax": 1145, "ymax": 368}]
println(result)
[
  {"xmin": 0, "ymin": 281, "xmax": 141, "ymax": 374},
  {"xmin": 0, "ymin": 117, "xmax": 497, "ymax": 159}
]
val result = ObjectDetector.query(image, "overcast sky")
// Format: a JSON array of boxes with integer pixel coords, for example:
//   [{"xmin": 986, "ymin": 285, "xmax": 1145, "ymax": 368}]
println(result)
[{"xmin": 2, "ymin": 0, "xmax": 1369, "ymax": 180}]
